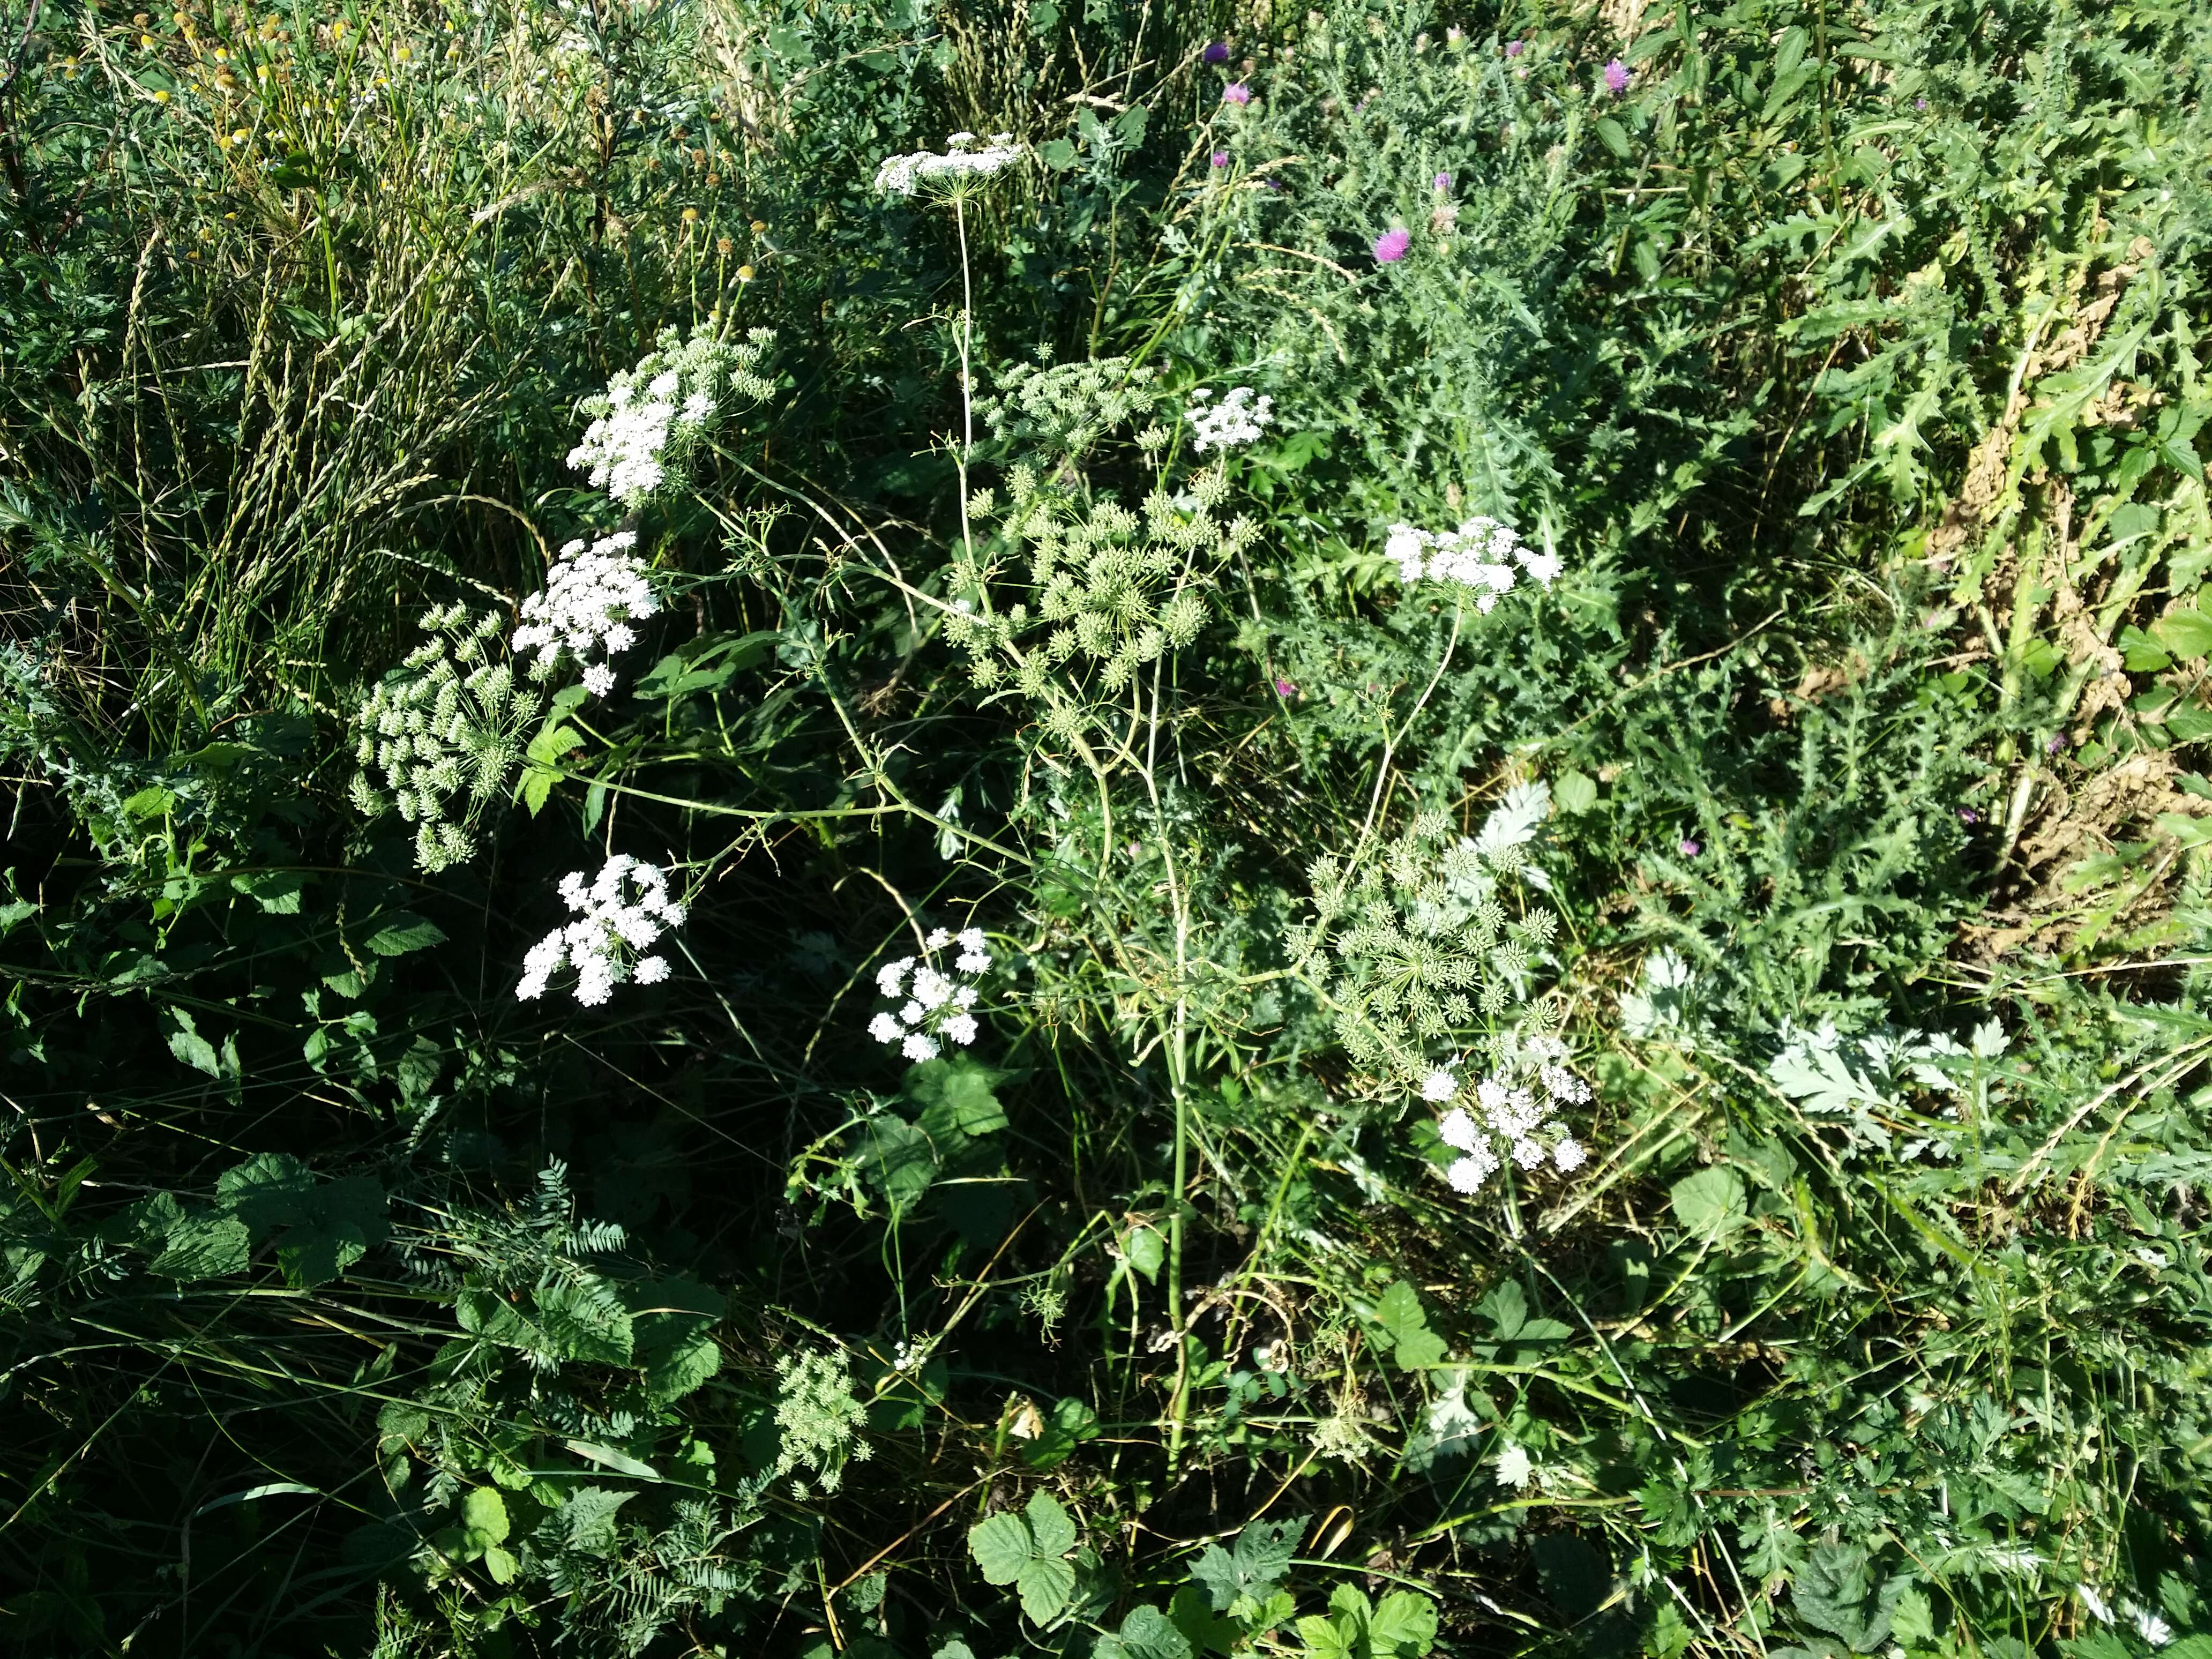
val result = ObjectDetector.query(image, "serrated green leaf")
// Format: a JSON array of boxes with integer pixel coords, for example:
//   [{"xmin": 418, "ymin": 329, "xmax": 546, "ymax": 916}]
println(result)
[
  {"xmin": 968, "ymin": 1511, "xmax": 1034, "ymax": 1585},
  {"xmin": 1370, "ymin": 1590, "xmax": 1440, "ymax": 1656},
  {"xmin": 1017, "ymin": 1552, "xmax": 1076, "ymax": 1623},
  {"xmin": 1669, "ymin": 1166, "xmax": 1748, "ymax": 1240},
  {"xmin": 364, "ymin": 913, "xmax": 447, "ymax": 957},
  {"xmin": 1024, "ymin": 1490, "xmax": 1076, "ymax": 1559}
]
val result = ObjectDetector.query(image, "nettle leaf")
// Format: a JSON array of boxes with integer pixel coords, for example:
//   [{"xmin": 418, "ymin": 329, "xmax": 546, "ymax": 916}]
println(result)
[
  {"xmin": 1191, "ymin": 1514, "xmax": 1305, "ymax": 1610},
  {"xmin": 1669, "ymin": 1166, "xmax": 1748, "ymax": 1241}
]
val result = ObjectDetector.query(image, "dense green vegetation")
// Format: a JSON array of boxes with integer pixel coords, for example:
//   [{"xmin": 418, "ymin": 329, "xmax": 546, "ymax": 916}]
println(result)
[{"xmin": 3, "ymin": 0, "xmax": 2210, "ymax": 1654}]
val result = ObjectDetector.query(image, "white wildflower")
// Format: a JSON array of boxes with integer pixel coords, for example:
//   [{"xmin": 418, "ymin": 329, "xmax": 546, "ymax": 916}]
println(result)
[
  {"xmin": 1420, "ymin": 1067, "xmax": 1459, "ymax": 1103},
  {"xmin": 870, "ymin": 925, "xmax": 993, "ymax": 1059},
  {"xmin": 875, "ymin": 133, "xmax": 1027, "ymax": 196},
  {"xmin": 1429, "ymin": 1039, "xmax": 1594, "ymax": 1196},
  {"xmin": 565, "ymin": 326, "xmax": 761, "ymax": 509},
  {"xmin": 2079, "ymin": 1586, "xmax": 2114, "ymax": 1625},
  {"xmin": 1382, "ymin": 515, "xmax": 1559, "ymax": 611},
  {"xmin": 1186, "ymin": 386, "xmax": 1274, "ymax": 453},
  {"xmin": 516, "ymin": 855, "xmax": 684, "ymax": 1005},
  {"xmin": 513, "ymin": 530, "xmax": 660, "ymax": 696}
]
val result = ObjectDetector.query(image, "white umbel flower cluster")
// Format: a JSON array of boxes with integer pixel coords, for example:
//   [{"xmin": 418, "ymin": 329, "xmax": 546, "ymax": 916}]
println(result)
[
  {"xmin": 1384, "ymin": 515, "xmax": 1563, "ymax": 612},
  {"xmin": 1429, "ymin": 1034, "xmax": 1591, "ymax": 1193},
  {"xmin": 869, "ymin": 926, "xmax": 991, "ymax": 1062},
  {"xmin": 518, "ymin": 854, "xmax": 685, "ymax": 1005},
  {"xmin": 874, "ymin": 131, "xmax": 1026, "ymax": 196},
  {"xmin": 512, "ymin": 530, "xmax": 660, "ymax": 698},
  {"xmin": 565, "ymin": 325, "xmax": 773, "ymax": 509},
  {"xmin": 1185, "ymin": 386, "xmax": 1273, "ymax": 453}
]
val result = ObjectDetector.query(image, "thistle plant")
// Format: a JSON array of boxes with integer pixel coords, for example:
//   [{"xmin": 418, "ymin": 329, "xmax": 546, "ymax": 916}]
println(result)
[{"xmin": 349, "ymin": 604, "xmax": 543, "ymax": 873}]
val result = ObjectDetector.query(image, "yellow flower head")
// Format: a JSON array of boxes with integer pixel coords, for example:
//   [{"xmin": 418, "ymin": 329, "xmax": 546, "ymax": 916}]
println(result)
[{"xmin": 737, "ymin": 264, "xmax": 756, "ymax": 282}]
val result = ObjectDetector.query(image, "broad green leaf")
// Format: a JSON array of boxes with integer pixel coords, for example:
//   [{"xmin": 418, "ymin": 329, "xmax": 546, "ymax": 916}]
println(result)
[
  {"xmin": 1024, "ymin": 1490, "xmax": 1077, "ymax": 1560},
  {"xmin": 1370, "ymin": 1590, "xmax": 1440, "ymax": 1656},
  {"xmin": 1017, "ymin": 1552, "xmax": 1077, "ymax": 1624},
  {"xmin": 1372, "ymin": 1279, "xmax": 1428, "ymax": 1348},
  {"xmin": 1124, "ymin": 1223, "xmax": 1165, "ymax": 1282},
  {"xmin": 459, "ymin": 1486, "xmax": 510, "ymax": 1551},
  {"xmin": 2154, "ymin": 607, "xmax": 2212, "ymax": 661},
  {"xmin": 364, "ymin": 913, "xmax": 447, "ymax": 957},
  {"xmin": 1555, "ymin": 769, "xmax": 1600, "ymax": 813},
  {"xmin": 1669, "ymin": 1165, "xmax": 1748, "ymax": 1240},
  {"xmin": 1394, "ymin": 1328, "xmax": 1448, "ymax": 1370},
  {"xmin": 858, "ymin": 1114, "xmax": 938, "ymax": 1207},
  {"xmin": 534, "ymin": 1279, "xmax": 635, "ymax": 1365},
  {"xmin": 1096, "ymin": 1603, "xmax": 1191, "ymax": 1659},
  {"xmin": 1474, "ymin": 1279, "xmax": 1527, "ymax": 1341},
  {"xmin": 559, "ymin": 1486, "xmax": 636, "ymax": 1557},
  {"xmin": 968, "ymin": 1511, "xmax": 1034, "ymax": 1585},
  {"xmin": 1295, "ymin": 1613, "xmax": 1357, "ymax": 1659},
  {"xmin": 218, "ymin": 1154, "xmax": 388, "ymax": 1287},
  {"xmin": 1191, "ymin": 1514, "xmax": 1304, "ymax": 1610},
  {"xmin": 150, "ymin": 1211, "xmax": 251, "ymax": 1280},
  {"xmin": 908, "ymin": 1056, "xmax": 1010, "ymax": 1138}
]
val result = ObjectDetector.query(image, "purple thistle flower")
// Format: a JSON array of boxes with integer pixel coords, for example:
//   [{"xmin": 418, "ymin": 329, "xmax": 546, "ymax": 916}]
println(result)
[
  {"xmin": 1602, "ymin": 58, "xmax": 1631, "ymax": 93},
  {"xmin": 1222, "ymin": 81, "xmax": 1252, "ymax": 106},
  {"xmin": 1372, "ymin": 226, "xmax": 1412, "ymax": 264},
  {"xmin": 1505, "ymin": 38, "xmax": 1526, "ymax": 57},
  {"xmin": 1274, "ymin": 677, "xmax": 1297, "ymax": 697},
  {"xmin": 1203, "ymin": 39, "xmax": 1230, "ymax": 63},
  {"xmin": 1678, "ymin": 838, "xmax": 1701, "ymax": 857},
  {"xmin": 1211, "ymin": 149, "xmax": 1230, "ymax": 168},
  {"xmin": 1433, "ymin": 170, "xmax": 1452, "ymax": 192}
]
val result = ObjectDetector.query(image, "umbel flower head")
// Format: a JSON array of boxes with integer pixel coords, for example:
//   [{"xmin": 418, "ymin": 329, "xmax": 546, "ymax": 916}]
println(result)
[
  {"xmin": 870, "ymin": 927, "xmax": 992, "ymax": 1062},
  {"xmin": 350, "ymin": 602, "xmax": 543, "ymax": 872},
  {"xmin": 1384, "ymin": 515, "xmax": 1561, "ymax": 611},
  {"xmin": 517, "ymin": 854, "xmax": 685, "ymax": 1005},
  {"xmin": 566, "ymin": 324, "xmax": 775, "ymax": 510},
  {"xmin": 512, "ymin": 530, "xmax": 659, "ymax": 698},
  {"xmin": 1429, "ymin": 1031, "xmax": 1593, "ymax": 1194},
  {"xmin": 1185, "ymin": 385, "xmax": 1273, "ymax": 453},
  {"xmin": 874, "ymin": 131, "xmax": 1026, "ymax": 197}
]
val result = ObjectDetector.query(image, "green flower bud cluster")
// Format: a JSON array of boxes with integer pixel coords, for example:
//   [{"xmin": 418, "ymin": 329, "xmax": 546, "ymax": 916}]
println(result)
[
  {"xmin": 348, "ymin": 603, "xmax": 545, "ymax": 872},
  {"xmin": 976, "ymin": 354, "xmax": 1161, "ymax": 463},
  {"xmin": 772, "ymin": 1348, "xmax": 872, "ymax": 1501},
  {"xmin": 1291, "ymin": 787, "xmax": 1561, "ymax": 1088},
  {"xmin": 945, "ymin": 363, "xmax": 1261, "ymax": 746}
]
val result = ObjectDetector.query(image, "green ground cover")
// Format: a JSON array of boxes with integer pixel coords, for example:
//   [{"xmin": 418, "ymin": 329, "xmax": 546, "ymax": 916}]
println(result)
[{"xmin": 3, "ymin": 0, "xmax": 2210, "ymax": 1653}]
